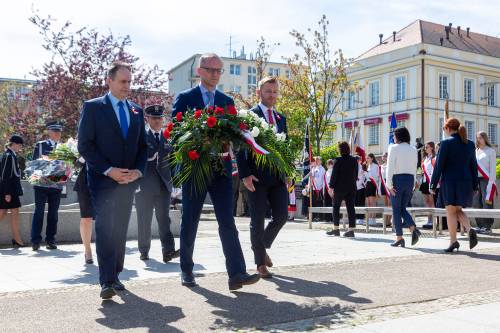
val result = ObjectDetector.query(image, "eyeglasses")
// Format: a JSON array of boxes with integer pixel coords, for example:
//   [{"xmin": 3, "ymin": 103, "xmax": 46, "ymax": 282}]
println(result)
[{"xmin": 201, "ymin": 67, "xmax": 224, "ymax": 75}]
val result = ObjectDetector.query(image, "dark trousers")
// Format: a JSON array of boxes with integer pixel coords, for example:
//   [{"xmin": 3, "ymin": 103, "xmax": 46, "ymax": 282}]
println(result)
[
  {"xmin": 180, "ymin": 165, "xmax": 246, "ymax": 279},
  {"xmin": 355, "ymin": 188, "xmax": 366, "ymax": 219},
  {"xmin": 473, "ymin": 178, "xmax": 494, "ymax": 229},
  {"xmin": 91, "ymin": 184, "xmax": 135, "ymax": 285},
  {"xmin": 333, "ymin": 190, "xmax": 356, "ymax": 228},
  {"xmin": 312, "ymin": 191, "xmax": 324, "ymax": 219},
  {"xmin": 31, "ymin": 187, "xmax": 61, "ymax": 244},
  {"xmin": 323, "ymin": 191, "xmax": 333, "ymax": 222},
  {"xmin": 135, "ymin": 189, "xmax": 175, "ymax": 255},
  {"xmin": 247, "ymin": 180, "xmax": 288, "ymax": 266},
  {"xmin": 390, "ymin": 174, "xmax": 416, "ymax": 236}
]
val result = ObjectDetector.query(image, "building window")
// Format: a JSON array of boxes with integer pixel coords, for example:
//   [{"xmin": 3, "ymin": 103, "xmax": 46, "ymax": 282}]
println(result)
[
  {"xmin": 465, "ymin": 120, "xmax": 475, "ymax": 141},
  {"xmin": 439, "ymin": 74, "xmax": 449, "ymax": 99},
  {"xmin": 487, "ymin": 85, "xmax": 496, "ymax": 106},
  {"xmin": 285, "ymin": 70, "xmax": 291, "ymax": 79},
  {"xmin": 268, "ymin": 67, "xmax": 280, "ymax": 76},
  {"xmin": 248, "ymin": 85, "xmax": 256, "ymax": 96},
  {"xmin": 395, "ymin": 76, "xmax": 406, "ymax": 101},
  {"xmin": 397, "ymin": 120, "xmax": 406, "ymax": 128},
  {"xmin": 231, "ymin": 85, "xmax": 241, "ymax": 93},
  {"xmin": 368, "ymin": 124, "xmax": 379, "ymax": 145},
  {"xmin": 347, "ymin": 91, "xmax": 356, "ymax": 110},
  {"xmin": 464, "ymin": 79, "xmax": 473, "ymax": 103},
  {"xmin": 488, "ymin": 123, "xmax": 498, "ymax": 145},
  {"xmin": 230, "ymin": 64, "xmax": 241, "ymax": 75},
  {"xmin": 369, "ymin": 81, "xmax": 380, "ymax": 106},
  {"xmin": 343, "ymin": 127, "xmax": 352, "ymax": 141}
]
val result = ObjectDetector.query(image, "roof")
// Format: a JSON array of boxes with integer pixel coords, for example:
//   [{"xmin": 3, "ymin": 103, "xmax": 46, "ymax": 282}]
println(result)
[{"xmin": 357, "ymin": 20, "xmax": 500, "ymax": 60}]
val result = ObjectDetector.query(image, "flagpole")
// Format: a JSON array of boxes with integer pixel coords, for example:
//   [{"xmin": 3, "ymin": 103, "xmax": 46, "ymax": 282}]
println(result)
[{"xmin": 307, "ymin": 119, "xmax": 313, "ymax": 230}]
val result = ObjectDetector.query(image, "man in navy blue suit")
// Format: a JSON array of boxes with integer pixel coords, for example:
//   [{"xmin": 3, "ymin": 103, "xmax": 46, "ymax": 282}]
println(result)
[
  {"xmin": 236, "ymin": 77, "xmax": 288, "ymax": 279},
  {"xmin": 172, "ymin": 53, "xmax": 259, "ymax": 291},
  {"xmin": 78, "ymin": 61, "xmax": 147, "ymax": 299}
]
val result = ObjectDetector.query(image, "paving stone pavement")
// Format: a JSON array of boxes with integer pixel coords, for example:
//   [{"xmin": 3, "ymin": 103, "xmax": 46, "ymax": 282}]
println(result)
[{"xmin": 1, "ymin": 216, "xmax": 500, "ymax": 332}]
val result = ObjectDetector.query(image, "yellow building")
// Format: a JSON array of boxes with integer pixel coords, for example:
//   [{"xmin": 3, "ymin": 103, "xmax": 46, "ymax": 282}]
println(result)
[
  {"xmin": 168, "ymin": 52, "xmax": 290, "ymax": 99},
  {"xmin": 335, "ymin": 20, "xmax": 500, "ymax": 155}
]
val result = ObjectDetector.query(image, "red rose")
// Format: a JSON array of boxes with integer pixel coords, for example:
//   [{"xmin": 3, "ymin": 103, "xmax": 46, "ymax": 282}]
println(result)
[
  {"xmin": 207, "ymin": 116, "xmax": 217, "ymax": 128},
  {"xmin": 206, "ymin": 106, "xmax": 214, "ymax": 113},
  {"xmin": 194, "ymin": 110, "xmax": 202, "ymax": 119},
  {"xmin": 163, "ymin": 129, "xmax": 171, "ymax": 139},
  {"xmin": 215, "ymin": 106, "xmax": 225, "ymax": 115},
  {"xmin": 167, "ymin": 122, "xmax": 174, "ymax": 131},
  {"xmin": 227, "ymin": 105, "xmax": 237, "ymax": 115},
  {"xmin": 188, "ymin": 150, "xmax": 200, "ymax": 160},
  {"xmin": 175, "ymin": 112, "xmax": 183, "ymax": 122},
  {"xmin": 239, "ymin": 122, "xmax": 248, "ymax": 130}
]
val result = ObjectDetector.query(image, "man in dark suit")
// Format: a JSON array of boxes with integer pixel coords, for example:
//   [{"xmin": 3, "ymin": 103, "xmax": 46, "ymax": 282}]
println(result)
[
  {"xmin": 78, "ymin": 61, "xmax": 147, "ymax": 299},
  {"xmin": 135, "ymin": 105, "xmax": 179, "ymax": 263},
  {"xmin": 326, "ymin": 141, "xmax": 358, "ymax": 238},
  {"xmin": 236, "ymin": 76, "xmax": 288, "ymax": 278},
  {"xmin": 172, "ymin": 53, "xmax": 259, "ymax": 291},
  {"xmin": 31, "ymin": 120, "xmax": 63, "ymax": 251}
]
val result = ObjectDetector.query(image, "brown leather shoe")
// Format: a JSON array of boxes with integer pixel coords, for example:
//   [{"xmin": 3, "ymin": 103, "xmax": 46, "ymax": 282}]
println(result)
[
  {"xmin": 257, "ymin": 265, "xmax": 273, "ymax": 279},
  {"xmin": 265, "ymin": 254, "xmax": 273, "ymax": 267}
]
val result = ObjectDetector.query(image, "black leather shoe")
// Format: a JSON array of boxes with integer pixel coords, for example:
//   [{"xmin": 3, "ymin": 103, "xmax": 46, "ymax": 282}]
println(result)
[
  {"xmin": 140, "ymin": 253, "xmax": 149, "ymax": 261},
  {"xmin": 163, "ymin": 249, "xmax": 180, "ymax": 263},
  {"xmin": 411, "ymin": 228, "xmax": 421, "ymax": 246},
  {"xmin": 343, "ymin": 230, "xmax": 355, "ymax": 238},
  {"xmin": 444, "ymin": 241, "xmax": 460, "ymax": 253},
  {"xmin": 469, "ymin": 228, "xmax": 478, "ymax": 250},
  {"xmin": 181, "ymin": 272, "xmax": 197, "ymax": 287},
  {"xmin": 100, "ymin": 283, "xmax": 116, "ymax": 299},
  {"xmin": 113, "ymin": 279, "xmax": 125, "ymax": 291},
  {"xmin": 228, "ymin": 273, "xmax": 260, "ymax": 291},
  {"xmin": 391, "ymin": 239, "xmax": 406, "ymax": 247},
  {"xmin": 32, "ymin": 243, "xmax": 40, "ymax": 251},
  {"xmin": 46, "ymin": 242, "xmax": 57, "ymax": 250},
  {"xmin": 326, "ymin": 229, "xmax": 340, "ymax": 236}
]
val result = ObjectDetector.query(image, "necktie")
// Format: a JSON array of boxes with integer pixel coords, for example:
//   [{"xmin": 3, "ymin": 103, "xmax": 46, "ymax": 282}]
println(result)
[
  {"xmin": 267, "ymin": 108, "xmax": 275, "ymax": 125},
  {"xmin": 154, "ymin": 132, "xmax": 160, "ymax": 145},
  {"xmin": 206, "ymin": 91, "xmax": 215, "ymax": 107},
  {"xmin": 117, "ymin": 101, "xmax": 128, "ymax": 138}
]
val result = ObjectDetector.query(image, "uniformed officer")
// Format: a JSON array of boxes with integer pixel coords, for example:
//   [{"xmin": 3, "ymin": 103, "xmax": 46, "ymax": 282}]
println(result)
[
  {"xmin": 31, "ymin": 120, "xmax": 63, "ymax": 251},
  {"xmin": 135, "ymin": 105, "xmax": 179, "ymax": 263}
]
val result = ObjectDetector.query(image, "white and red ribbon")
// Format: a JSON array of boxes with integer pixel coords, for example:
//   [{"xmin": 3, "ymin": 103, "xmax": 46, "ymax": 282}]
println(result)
[
  {"xmin": 242, "ymin": 131, "xmax": 269, "ymax": 155},
  {"xmin": 378, "ymin": 165, "xmax": 389, "ymax": 198},
  {"xmin": 477, "ymin": 159, "xmax": 497, "ymax": 205}
]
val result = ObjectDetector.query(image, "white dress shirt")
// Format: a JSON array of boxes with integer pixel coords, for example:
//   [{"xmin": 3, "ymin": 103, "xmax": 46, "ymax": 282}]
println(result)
[
  {"xmin": 311, "ymin": 165, "xmax": 326, "ymax": 191},
  {"xmin": 476, "ymin": 146, "xmax": 496, "ymax": 182},
  {"xmin": 386, "ymin": 142, "xmax": 418, "ymax": 189},
  {"xmin": 258, "ymin": 102, "xmax": 277, "ymax": 125}
]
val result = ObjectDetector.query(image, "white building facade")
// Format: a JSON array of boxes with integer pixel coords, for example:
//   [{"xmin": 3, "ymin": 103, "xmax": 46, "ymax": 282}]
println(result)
[{"xmin": 332, "ymin": 20, "xmax": 500, "ymax": 155}]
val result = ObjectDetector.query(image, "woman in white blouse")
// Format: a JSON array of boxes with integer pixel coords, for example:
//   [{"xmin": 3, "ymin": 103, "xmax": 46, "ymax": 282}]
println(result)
[
  {"xmin": 474, "ymin": 131, "xmax": 497, "ymax": 234},
  {"xmin": 419, "ymin": 142, "xmax": 436, "ymax": 229}
]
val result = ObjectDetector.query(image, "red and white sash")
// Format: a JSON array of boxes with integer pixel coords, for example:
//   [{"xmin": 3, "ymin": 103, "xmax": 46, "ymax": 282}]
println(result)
[
  {"xmin": 421, "ymin": 157, "xmax": 435, "ymax": 184},
  {"xmin": 378, "ymin": 165, "xmax": 389, "ymax": 198},
  {"xmin": 477, "ymin": 159, "xmax": 497, "ymax": 205},
  {"xmin": 368, "ymin": 166, "xmax": 380, "ymax": 196}
]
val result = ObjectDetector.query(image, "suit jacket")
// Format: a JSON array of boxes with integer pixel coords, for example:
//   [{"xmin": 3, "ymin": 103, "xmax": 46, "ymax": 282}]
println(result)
[
  {"xmin": 0, "ymin": 148, "xmax": 23, "ymax": 196},
  {"xmin": 329, "ymin": 155, "xmax": 358, "ymax": 193},
  {"xmin": 137, "ymin": 129, "xmax": 173, "ymax": 194},
  {"xmin": 236, "ymin": 105, "xmax": 288, "ymax": 184},
  {"xmin": 32, "ymin": 139, "xmax": 55, "ymax": 160},
  {"xmin": 77, "ymin": 94, "xmax": 147, "ymax": 191},
  {"xmin": 430, "ymin": 133, "xmax": 479, "ymax": 191},
  {"xmin": 171, "ymin": 85, "xmax": 234, "ymax": 117}
]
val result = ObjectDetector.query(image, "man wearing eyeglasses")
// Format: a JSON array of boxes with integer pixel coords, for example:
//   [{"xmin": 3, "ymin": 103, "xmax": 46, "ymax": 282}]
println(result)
[{"xmin": 172, "ymin": 53, "xmax": 260, "ymax": 291}]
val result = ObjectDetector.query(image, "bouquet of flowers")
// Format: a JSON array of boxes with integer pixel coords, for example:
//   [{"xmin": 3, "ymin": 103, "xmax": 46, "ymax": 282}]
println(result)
[
  {"xmin": 25, "ymin": 158, "xmax": 72, "ymax": 189},
  {"xmin": 49, "ymin": 137, "xmax": 80, "ymax": 167},
  {"xmin": 166, "ymin": 105, "xmax": 295, "ymax": 192}
]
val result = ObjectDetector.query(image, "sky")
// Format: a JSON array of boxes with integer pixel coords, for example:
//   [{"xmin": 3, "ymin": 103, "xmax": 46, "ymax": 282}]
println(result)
[{"xmin": 1, "ymin": 0, "xmax": 500, "ymax": 80}]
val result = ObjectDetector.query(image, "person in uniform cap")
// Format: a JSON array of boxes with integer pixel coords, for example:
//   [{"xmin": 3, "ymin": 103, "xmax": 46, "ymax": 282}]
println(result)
[
  {"xmin": 0, "ymin": 135, "xmax": 25, "ymax": 247},
  {"xmin": 30, "ymin": 120, "xmax": 63, "ymax": 251},
  {"xmin": 135, "ymin": 104, "xmax": 179, "ymax": 263}
]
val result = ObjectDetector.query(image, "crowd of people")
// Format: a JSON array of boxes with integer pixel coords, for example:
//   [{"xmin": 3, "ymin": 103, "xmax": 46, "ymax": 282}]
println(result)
[{"xmin": 0, "ymin": 52, "xmax": 497, "ymax": 300}]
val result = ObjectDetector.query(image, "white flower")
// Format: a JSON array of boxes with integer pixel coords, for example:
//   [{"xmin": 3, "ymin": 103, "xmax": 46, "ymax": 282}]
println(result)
[
  {"xmin": 260, "ymin": 120, "xmax": 269, "ymax": 130},
  {"xmin": 275, "ymin": 133, "xmax": 287, "ymax": 142},
  {"xmin": 238, "ymin": 109, "xmax": 248, "ymax": 117},
  {"xmin": 272, "ymin": 126, "xmax": 278, "ymax": 133},
  {"xmin": 251, "ymin": 127, "xmax": 260, "ymax": 138}
]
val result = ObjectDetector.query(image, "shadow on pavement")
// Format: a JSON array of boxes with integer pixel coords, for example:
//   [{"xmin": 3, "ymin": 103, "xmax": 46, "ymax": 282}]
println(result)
[
  {"xmin": 96, "ymin": 290, "xmax": 185, "ymax": 333},
  {"xmin": 191, "ymin": 278, "xmax": 371, "ymax": 331},
  {"xmin": 52, "ymin": 267, "xmax": 138, "ymax": 286},
  {"xmin": 32, "ymin": 248, "xmax": 80, "ymax": 258}
]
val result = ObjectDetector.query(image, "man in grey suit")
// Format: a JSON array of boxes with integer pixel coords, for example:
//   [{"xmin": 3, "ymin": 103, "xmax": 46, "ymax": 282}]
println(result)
[{"xmin": 135, "ymin": 105, "xmax": 179, "ymax": 263}]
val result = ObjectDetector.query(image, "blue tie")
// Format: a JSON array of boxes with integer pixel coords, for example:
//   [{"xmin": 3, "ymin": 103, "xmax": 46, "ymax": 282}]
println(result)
[
  {"xmin": 206, "ymin": 91, "xmax": 215, "ymax": 107},
  {"xmin": 117, "ymin": 101, "xmax": 128, "ymax": 138}
]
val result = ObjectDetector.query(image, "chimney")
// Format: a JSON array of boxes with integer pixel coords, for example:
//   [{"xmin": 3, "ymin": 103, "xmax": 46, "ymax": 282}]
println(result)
[
  {"xmin": 440, "ymin": 37, "xmax": 444, "ymax": 46},
  {"xmin": 449, "ymin": 23, "xmax": 452, "ymax": 29},
  {"xmin": 457, "ymin": 26, "xmax": 461, "ymax": 36},
  {"xmin": 393, "ymin": 31, "xmax": 397, "ymax": 42},
  {"xmin": 379, "ymin": 33, "xmax": 383, "ymax": 44},
  {"xmin": 467, "ymin": 27, "xmax": 470, "ymax": 37},
  {"xmin": 445, "ymin": 26, "xmax": 450, "ymax": 40}
]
